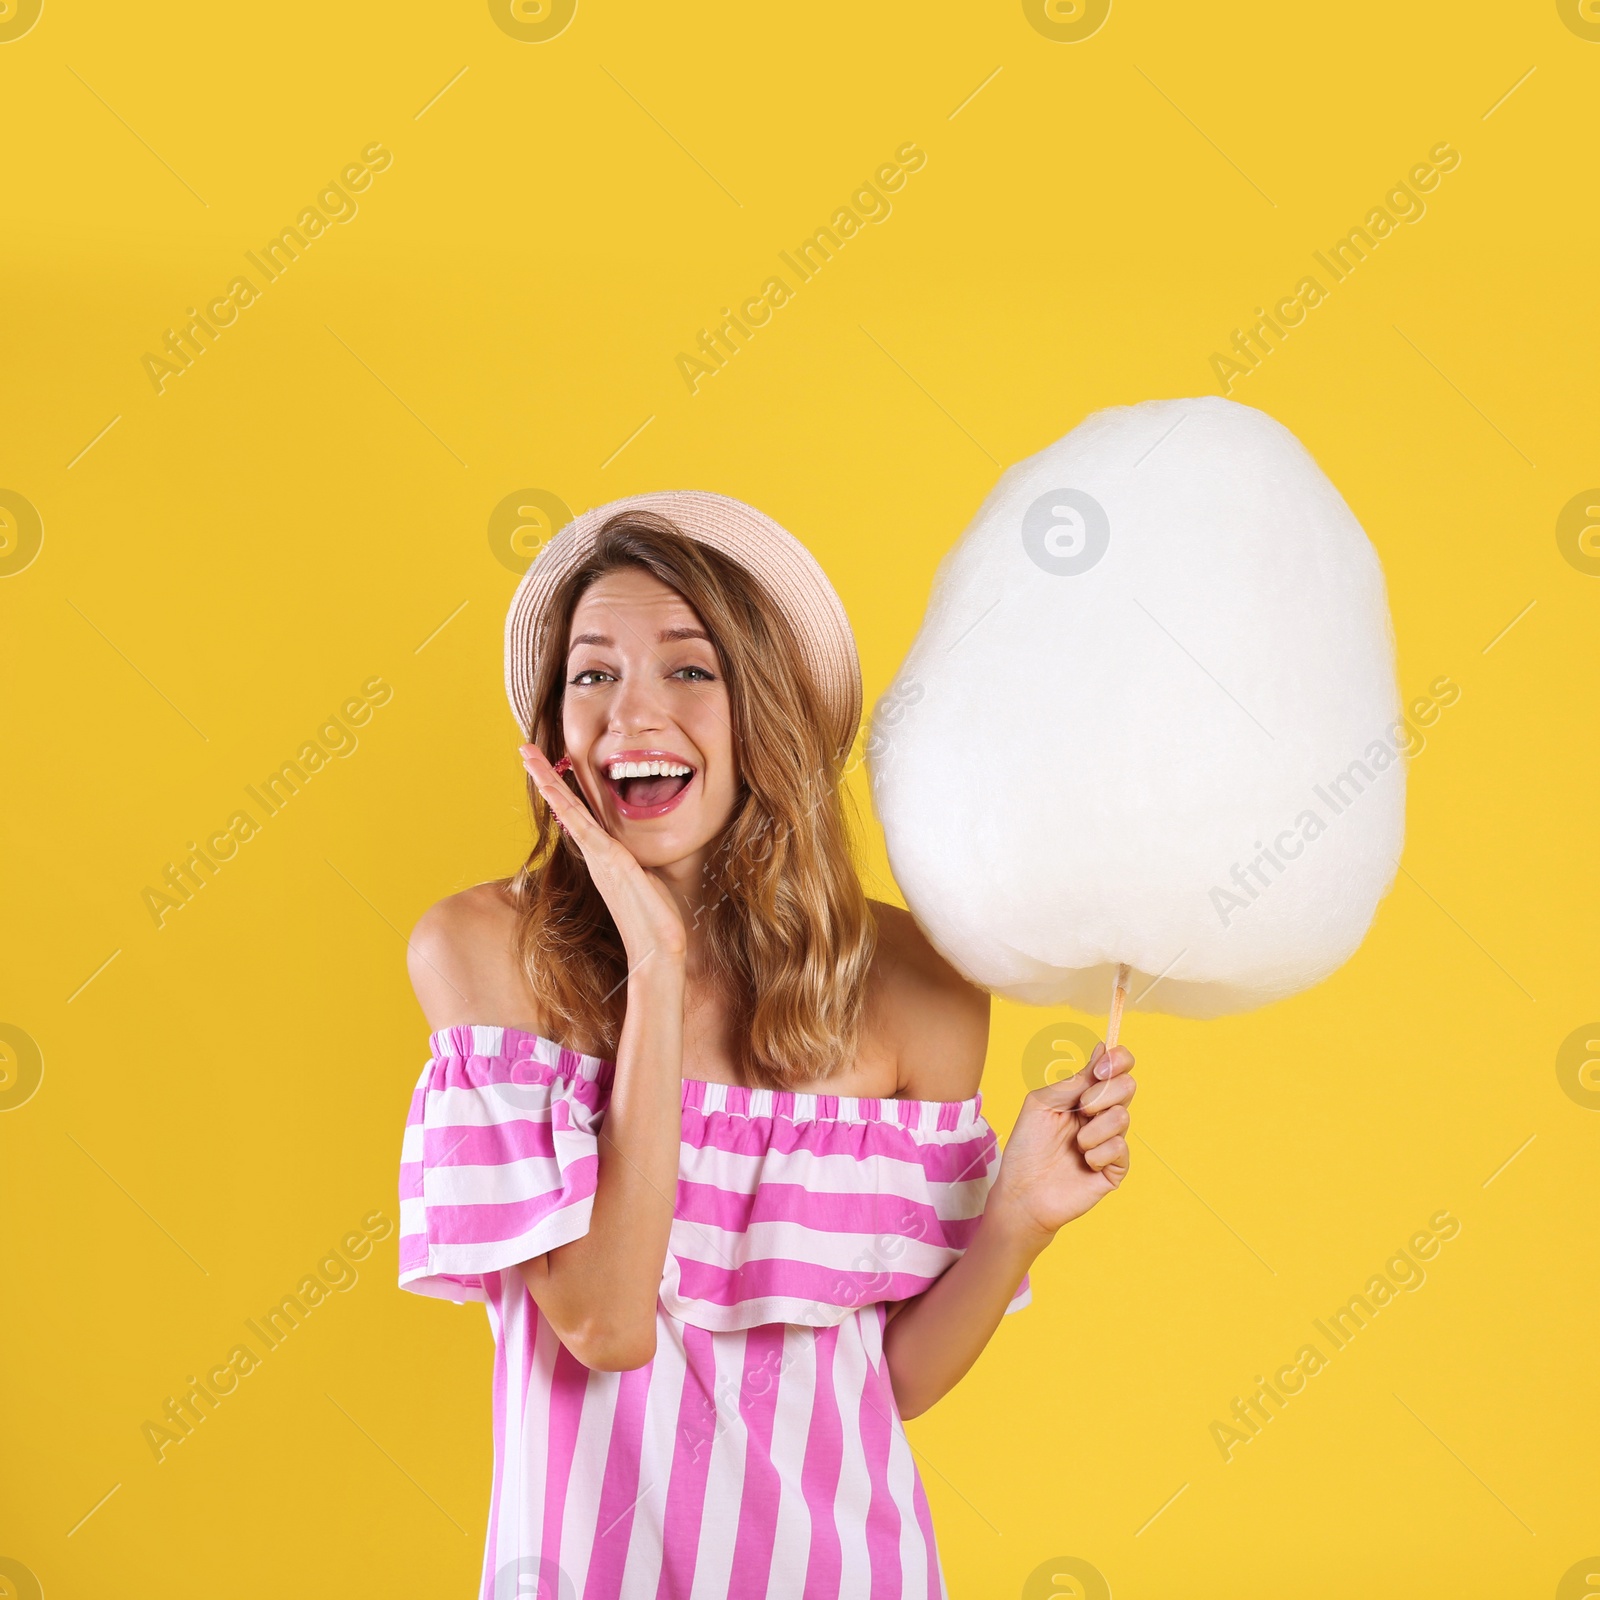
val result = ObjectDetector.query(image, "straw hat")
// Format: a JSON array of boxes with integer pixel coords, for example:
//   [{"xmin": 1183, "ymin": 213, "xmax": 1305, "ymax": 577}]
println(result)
[{"xmin": 504, "ymin": 490, "xmax": 863, "ymax": 761}]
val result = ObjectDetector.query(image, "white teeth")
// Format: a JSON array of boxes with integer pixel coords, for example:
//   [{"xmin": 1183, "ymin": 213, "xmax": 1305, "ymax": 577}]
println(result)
[{"xmin": 606, "ymin": 759, "xmax": 692, "ymax": 780}]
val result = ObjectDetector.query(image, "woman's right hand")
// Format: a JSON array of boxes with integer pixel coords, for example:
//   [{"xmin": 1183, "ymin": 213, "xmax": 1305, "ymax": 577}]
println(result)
[
  {"xmin": 519, "ymin": 743, "xmax": 689, "ymax": 971},
  {"xmin": 516, "ymin": 742, "xmax": 690, "ymax": 1369}
]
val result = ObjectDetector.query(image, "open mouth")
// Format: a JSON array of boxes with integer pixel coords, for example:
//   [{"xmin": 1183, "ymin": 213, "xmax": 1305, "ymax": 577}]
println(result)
[{"xmin": 601, "ymin": 756, "xmax": 696, "ymax": 819}]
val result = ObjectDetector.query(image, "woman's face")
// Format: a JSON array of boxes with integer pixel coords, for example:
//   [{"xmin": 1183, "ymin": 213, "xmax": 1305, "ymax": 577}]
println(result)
[{"xmin": 561, "ymin": 567, "xmax": 740, "ymax": 870}]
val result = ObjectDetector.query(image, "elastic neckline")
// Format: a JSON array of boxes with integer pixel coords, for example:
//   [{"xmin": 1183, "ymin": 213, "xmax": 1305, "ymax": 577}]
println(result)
[{"xmin": 426, "ymin": 1021, "xmax": 989, "ymax": 1131}]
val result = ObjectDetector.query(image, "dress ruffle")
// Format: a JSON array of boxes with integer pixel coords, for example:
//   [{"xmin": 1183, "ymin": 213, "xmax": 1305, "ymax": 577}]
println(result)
[{"xmin": 399, "ymin": 1023, "xmax": 1032, "ymax": 1327}]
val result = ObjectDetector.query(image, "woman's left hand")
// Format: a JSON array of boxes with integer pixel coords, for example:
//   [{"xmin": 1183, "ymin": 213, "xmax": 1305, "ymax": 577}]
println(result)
[{"xmin": 988, "ymin": 1042, "xmax": 1136, "ymax": 1245}]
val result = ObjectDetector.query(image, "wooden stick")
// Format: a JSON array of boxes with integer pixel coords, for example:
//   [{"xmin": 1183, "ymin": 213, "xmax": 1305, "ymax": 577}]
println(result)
[{"xmin": 1105, "ymin": 962, "xmax": 1131, "ymax": 1050}]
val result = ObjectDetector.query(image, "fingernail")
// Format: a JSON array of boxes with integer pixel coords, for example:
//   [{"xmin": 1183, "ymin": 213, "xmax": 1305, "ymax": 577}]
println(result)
[{"xmin": 1095, "ymin": 1059, "xmax": 1111, "ymax": 1078}]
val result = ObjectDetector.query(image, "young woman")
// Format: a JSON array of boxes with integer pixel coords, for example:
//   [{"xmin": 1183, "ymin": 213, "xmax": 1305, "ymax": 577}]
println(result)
[{"xmin": 398, "ymin": 492, "xmax": 1135, "ymax": 1600}]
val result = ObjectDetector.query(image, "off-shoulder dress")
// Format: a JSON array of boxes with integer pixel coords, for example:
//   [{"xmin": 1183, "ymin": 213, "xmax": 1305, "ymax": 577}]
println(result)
[{"xmin": 398, "ymin": 1023, "xmax": 1030, "ymax": 1600}]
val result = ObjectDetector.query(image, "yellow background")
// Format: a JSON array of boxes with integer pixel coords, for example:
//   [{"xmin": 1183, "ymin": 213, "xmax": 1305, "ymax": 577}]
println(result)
[{"xmin": 2, "ymin": 1, "xmax": 1596, "ymax": 1596}]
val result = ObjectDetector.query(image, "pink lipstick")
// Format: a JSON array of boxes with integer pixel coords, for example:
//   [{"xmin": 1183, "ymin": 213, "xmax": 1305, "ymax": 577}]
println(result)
[{"xmin": 598, "ymin": 747, "xmax": 697, "ymax": 820}]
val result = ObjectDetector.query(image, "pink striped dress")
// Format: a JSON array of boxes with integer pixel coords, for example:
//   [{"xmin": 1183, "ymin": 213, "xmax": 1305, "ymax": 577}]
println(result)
[{"xmin": 398, "ymin": 1023, "xmax": 1030, "ymax": 1600}]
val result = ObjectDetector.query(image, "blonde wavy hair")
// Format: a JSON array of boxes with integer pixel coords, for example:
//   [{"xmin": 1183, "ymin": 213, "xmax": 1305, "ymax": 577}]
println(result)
[{"xmin": 507, "ymin": 509, "xmax": 877, "ymax": 1091}]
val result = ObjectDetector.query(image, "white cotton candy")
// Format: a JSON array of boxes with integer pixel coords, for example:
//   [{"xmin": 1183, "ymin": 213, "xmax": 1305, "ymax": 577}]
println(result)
[{"xmin": 868, "ymin": 397, "xmax": 1405, "ymax": 1019}]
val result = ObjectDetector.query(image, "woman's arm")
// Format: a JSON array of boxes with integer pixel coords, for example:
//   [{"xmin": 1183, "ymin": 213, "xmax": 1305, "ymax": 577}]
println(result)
[
  {"xmin": 515, "ymin": 959, "xmax": 684, "ymax": 1370},
  {"xmin": 881, "ymin": 1193, "xmax": 1053, "ymax": 1421},
  {"xmin": 512, "ymin": 745, "xmax": 696, "ymax": 1370},
  {"xmin": 883, "ymin": 1043, "xmax": 1135, "ymax": 1418},
  {"xmin": 408, "ymin": 743, "xmax": 691, "ymax": 1372}
]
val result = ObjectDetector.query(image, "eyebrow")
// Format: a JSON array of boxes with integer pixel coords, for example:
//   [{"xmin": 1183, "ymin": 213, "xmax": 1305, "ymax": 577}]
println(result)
[{"xmin": 567, "ymin": 625, "xmax": 713, "ymax": 657}]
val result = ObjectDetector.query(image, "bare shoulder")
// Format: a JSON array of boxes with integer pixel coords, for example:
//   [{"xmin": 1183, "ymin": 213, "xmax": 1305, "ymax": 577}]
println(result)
[
  {"xmin": 866, "ymin": 899, "xmax": 991, "ymax": 1103},
  {"xmin": 406, "ymin": 879, "xmax": 547, "ymax": 1035}
]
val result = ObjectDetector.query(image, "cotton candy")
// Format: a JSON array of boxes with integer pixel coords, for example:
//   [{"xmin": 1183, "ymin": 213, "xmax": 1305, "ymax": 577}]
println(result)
[{"xmin": 868, "ymin": 397, "xmax": 1405, "ymax": 1019}]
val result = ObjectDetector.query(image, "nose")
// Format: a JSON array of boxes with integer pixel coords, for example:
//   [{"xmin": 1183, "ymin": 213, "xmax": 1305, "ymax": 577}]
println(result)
[{"xmin": 606, "ymin": 666, "xmax": 668, "ymax": 738}]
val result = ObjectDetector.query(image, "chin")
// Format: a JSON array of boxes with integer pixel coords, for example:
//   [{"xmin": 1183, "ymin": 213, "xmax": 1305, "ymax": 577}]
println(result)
[
  {"xmin": 628, "ymin": 840, "xmax": 699, "ymax": 871},
  {"xmin": 609, "ymin": 802, "xmax": 732, "ymax": 870}
]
